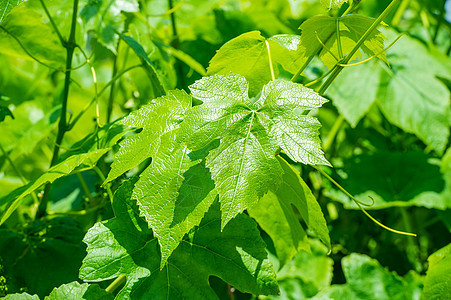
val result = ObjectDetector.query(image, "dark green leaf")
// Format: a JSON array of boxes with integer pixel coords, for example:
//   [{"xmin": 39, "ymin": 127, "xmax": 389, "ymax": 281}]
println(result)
[
  {"xmin": 80, "ymin": 182, "xmax": 279, "ymax": 299},
  {"xmin": 0, "ymin": 105, "xmax": 13, "ymax": 122}
]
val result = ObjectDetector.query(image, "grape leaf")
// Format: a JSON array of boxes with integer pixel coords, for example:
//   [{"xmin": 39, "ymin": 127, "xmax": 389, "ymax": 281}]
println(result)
[
  {"xmin": 0, "ymin": 149, "xmax": 109, "ymax": 225},
  {"xmin": 298, "ymin": 15, "xmax": 387, "ymax": 69},
  {"xmin": 248, "ymin": 156, "xmax": 330, "ymax": 267},
  {"xmin": 106, "ymin": 89, "xmax": 191, "ymax": 183},
  {"xmin": 0, "ymin": 5, "xmax": 65, "ymax": 68},
  {"xmin": 45, "ymin": 282, "xmax": 113, "ymax": 300},
  {"xmin": 376, "ymin": 28, "xmax": 451, "ymax": 154},
  {"xmin": 0, "ymin": 0, "xmax": 22, "ymax": 23},
  {"xmin": 179, "ymin": 73, "xmax": 329, "ymax": 229},
  {"xmin": 327, "ymin": 59, "xmax": 379, "ymax": 127},
  {"xmin": 207, "ymin": 31, "xmax": 303, "ymax": 97},
  {"xmin": 80, "ymin": 181, "xmax": 279, "ymax": 299},
  {"xmin": 423, "ymin": 243, "xmax": 451, "ymax": 299},
  {"xmin": 132, "ymin": 131, "xmax": 218, "ymax": 267}
]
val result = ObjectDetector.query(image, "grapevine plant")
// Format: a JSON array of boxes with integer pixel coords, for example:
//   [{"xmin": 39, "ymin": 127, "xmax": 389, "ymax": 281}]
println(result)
[{"xmin": 0, "ymin": 0, "xmax": 450, "ymax": 299}]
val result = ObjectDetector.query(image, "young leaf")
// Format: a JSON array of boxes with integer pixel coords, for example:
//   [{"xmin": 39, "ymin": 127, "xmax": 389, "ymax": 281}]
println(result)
[
  {"xmin": 249, "ymin": 156, "xmax": 330, "ymax": 267},
  {"xmin": 106, "ymin": 89, "xmax": 191, "ymax": 183},
  {"xmin": 179, "ymin": 73, "xmax": 329, "ymax": 229},
  {"xmin": 80, "ymin": 181, "xmax": 279, "ymax": 299},
  {"xmin": 423, "ymin": 243, "xmax": 451, "ymax": 299},
  {"xmin": 0, "ymin": 149, "xmax": 109, "ymax": 225},
  {"xmin": 298, "ymin": 15, "xmax": 387, "ymax": 69},
  {"xmin": 207, "ymin": 31, "xmax": 303, "ymax": 97},
  {"xmin": 45, "ymin": 282, "xmax": 113, "ymax": 300}
]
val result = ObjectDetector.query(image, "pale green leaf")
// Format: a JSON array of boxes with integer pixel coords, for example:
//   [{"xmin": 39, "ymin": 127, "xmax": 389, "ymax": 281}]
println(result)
[
  {"xmin": 0, "ymin": 0, "xmax": 23, "ymax": 23},
  {"xmin": 80, "ymin": 182, "xmax": 279, "ymax": 299},
  {"xmin": 423, "ymin": 243, "xmax": 451, "ymax": 299},
  {"xmin": 45, "ymin": 282, "xmax": 113, "ymax": 300},
  {"xmin": 180, "ymin": 73, "xmax": 329, "ymax": 229},
  {"xmin": 298, "ymin": 15, "xmax": 387, "ymax": 69},
  {"xmin": 327, "ymin": 60, "xmax": 380, "ymax": 127},
  {"xmin": 207, "ymin": 31, "xmax": 303, "ymax": 97},
  {"xmin": 376, "ymin": 28, "xmax": 451, "ymax": 154},
  {"xmin": 0, "ymin": 5, "xmax": 65, "ymax": 68},
  {"xmin": 0, "ymin": 149, "xmax": 109, "ymax": 225},
  {"xmin": 106, "ymin": 89, "xmax": 191, "ymax": 183},
  {"xmin": 249, "ymin": 156, "xmax": 330, "ymax": 267}
]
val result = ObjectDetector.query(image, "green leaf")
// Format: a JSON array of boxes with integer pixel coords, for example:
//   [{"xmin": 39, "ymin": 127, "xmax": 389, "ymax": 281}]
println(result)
[
  {"xmin": 327, "ymin": 60, "xmax": 379, "ymax": 127},
  {"xmin": 132, "ymin": 131, "xmax": 217, "ymax": 267},
  {"xmin": 180, "ymin": 73, "xmax": 329, "ymax": 228},
  {"xmin": 314, "ymin": 254, "xmax": 423, "ymax": 300},
  {"xmin": 264, "ymin": 239, "xmax": 334, "ymax": 299},
  {"xmin": 249, "ymin": 156, "xmax": 330, "ymax": 267},
  {"xmin": 0, "ymin": 149, "xmax": 109, "ymax": 225},
  {"xmin": 80, "ymin": 182, "xmax": 279, "ymax": 299},
  {"xmin": 119, "ymin": 34, "xmax": 167, "ymax": 97},
  {"xmin": 298, "ymin": 15, "xmax": 387, "ymax": 69},
  {"xmin": 106, "ymin": 89, "xmax": 191, "ymax": 183},
  {"xmin": 325, "ymin": 151, "xmax": 448, "ymax": 210},
  {"xmin": 79, "ymin": 0, "xmax": 138, "ymax": 51},
  {"xmin": 207, "ymin": 31, "xmax": 303, "ymax": 97},
  {"xmin": 0, "ymin": 0, "xmax": 23, "ymax": 23},
  {"xmin": 321, "ymin": 0, "xmax": 348, "ymax": 10},
  {"xmin": 45, "ymin": 282, "xmax": 113, "ymax": 300},
  {"xmin": 0, "ymin": 5, "xmax": 65, "ymax": 68},
  {"xmin": 0, "ymin": 105, "xmax": 13, "ymax": 122},
  {"xmin": 376, "ymin": 28, "xmax": 451, "ymax": 154},
  {"xmin": 0, "ymin": 218, "xmax": 87, "ymax": 297},
  {"xmin": 423, "ymin": 243, "xmax": 451, "ymax": 299},
  {"xmin": 3, "ymin": 293, "xmax": 39, "ymax": 300}
]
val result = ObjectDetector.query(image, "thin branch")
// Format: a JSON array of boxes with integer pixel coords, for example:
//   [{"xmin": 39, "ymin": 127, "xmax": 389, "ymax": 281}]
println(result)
[{"xmin": 265, "ymin": 40, "xmax": 276, "ymax": 81}]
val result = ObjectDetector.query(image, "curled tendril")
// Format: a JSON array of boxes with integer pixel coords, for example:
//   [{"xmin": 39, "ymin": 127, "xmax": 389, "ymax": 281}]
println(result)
[{"xmin": 312, "ymin": 165, "xmax": 417, "ymax": 237}]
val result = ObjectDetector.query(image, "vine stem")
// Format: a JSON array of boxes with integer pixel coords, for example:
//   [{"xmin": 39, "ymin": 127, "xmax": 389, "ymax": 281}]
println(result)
[
  {"xmin": 35, "ymin": 0, "xmax": 79, "ymax": 219},
  {"xmin": 318, "ymin": 0, "xmax": 402, "ymax": 95},
  {"xmin": 168, "ymin": 0, "xmax": 185, "ymax": 88},
  {"xmin": 265, "ymin": 40, "xmax": 276, "ymax": 81},
  {"xmin": 105, "ymin": 274, "xmax": 126, "ymax": 293}
]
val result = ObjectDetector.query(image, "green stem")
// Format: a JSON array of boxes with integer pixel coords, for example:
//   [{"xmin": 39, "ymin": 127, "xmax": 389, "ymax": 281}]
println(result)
[
  {"xmin": 323, "ymin": 114, "xmax": 344, "ymax": 152},
  {"xmin": 105, "ymin": 274, "xmax": 126, "ymax": 293},
  {"xmin": 36, "ymin": 0, "xmax": 79, "ymax": 219},
  {"xmin": 336, "ymin": 18, "xmax": 343, "ymax": 59},
  {"xmin": 107, "ymin": 40, "xmax": 121, "ymax": 123},
  {"xmin": 318, "ymin": 0, "xmax": 402, "ymax": 95},
  {"xmin": 76, "ymin": 173, "xmax": 95, "ymax": 203},
  {"xmin": 265, "ymin": 40, "xmax": 276, "ymax": 81}
]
